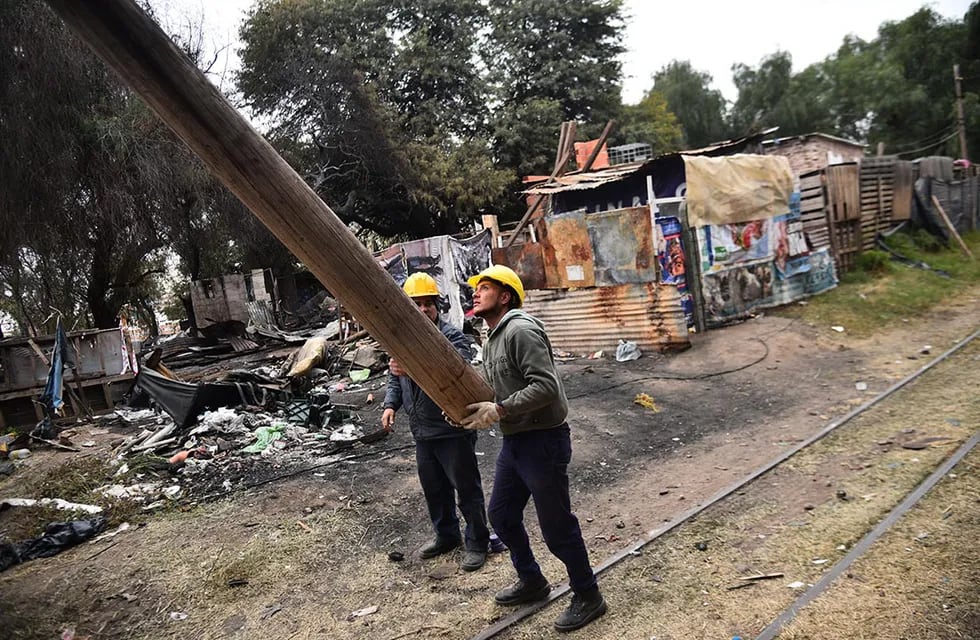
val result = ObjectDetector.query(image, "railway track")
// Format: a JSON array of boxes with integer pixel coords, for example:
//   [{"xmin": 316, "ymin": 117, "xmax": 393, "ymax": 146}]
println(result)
[{"xmin": 469, "ymin": 328, "xmax": 980, "ymax": 640}]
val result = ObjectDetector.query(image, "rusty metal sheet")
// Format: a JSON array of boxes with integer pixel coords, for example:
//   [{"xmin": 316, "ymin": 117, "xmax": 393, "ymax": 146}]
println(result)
[
  {"xmin": 586, "ymin": 207, "xmax": 656, "ymax": 286},
  {"xmin": 544, "ymin": 211, "xmax": 595, "ymax": 287},
  {"xmin": 522, "ymin": 283, "xmax": 690, "ymax": 354},
  {"xmin": 491, "ymin": 243, "xmax": 550, "ymax": 291}
]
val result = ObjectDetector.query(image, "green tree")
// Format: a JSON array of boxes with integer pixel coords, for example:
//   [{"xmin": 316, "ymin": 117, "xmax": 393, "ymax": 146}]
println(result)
[
  {"xmin": 0, "ymin": 1, "xmax": 285, "ymax": 335},
  {"xmin": 869, "ymin": 8, "xmax": 970, "ymax": 157},
  {"xmin": 651, "ymin": 61, "xmax": 730, "ymax": 148},
  {"xmin": 486, "ymin": 0, "xmax": 625, "ymax": 178},
  {"xmin": 729, "ymin": 51, "xmax": 794, "ymax": 135},
  {"xmin": 0, "ymin": 2, "xmax": 167, "ymax": 332},
  {"xmin": 617, "ymin": 90, "xmax": 685, "ymax": 155},
  {"xmin": 238, "ymin": 0, "xmax": 509, "ymax": 238}
]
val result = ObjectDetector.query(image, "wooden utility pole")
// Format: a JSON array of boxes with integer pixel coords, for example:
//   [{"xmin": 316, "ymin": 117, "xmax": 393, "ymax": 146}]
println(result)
[
  {"xmin": 953, "ymin": 64, "xmax": 969, "ymax": 162},
  {"xmin": 44, "ymin": 0, "xmax": 493, "ymax": 422}
]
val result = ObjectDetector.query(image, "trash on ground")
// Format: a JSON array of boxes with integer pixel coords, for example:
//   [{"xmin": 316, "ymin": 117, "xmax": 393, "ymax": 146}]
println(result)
[
  {"xmin": 0, "ymin": 497, "xmax": 103, "ymax": 514},
  {"xmin": 350, "ymin": 605, "xmax": 379, "ymax": 618},
  {"xmin": 633, "ymin": 393, "xmax": 660, "ymax": 412},
  {"xmin": 0, "ymin": 516, "xmax": 108, "ymax": 572},
  {"xmin": 615, "ymin": 340, "xmax": 642, "ymax": 362}
]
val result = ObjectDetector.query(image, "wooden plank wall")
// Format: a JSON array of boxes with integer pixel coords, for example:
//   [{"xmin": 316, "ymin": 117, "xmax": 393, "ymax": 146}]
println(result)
[
  {"xmin": 801, "ymin": 158, "xmax": 915, "ymax": 273},
  {"xmin": 823, "ymin": 163, "xmax": 863, "ymax": 272},
  {"xmin": 859, "ymin": 157, "xmax": 896, "ymax": 250},
  {"xmin": 799, "ymin": 171, "xmax": 830, "ymax": 251}
]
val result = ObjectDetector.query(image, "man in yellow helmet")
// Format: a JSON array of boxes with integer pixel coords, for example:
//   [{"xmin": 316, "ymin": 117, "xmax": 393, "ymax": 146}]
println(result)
[
  {"xmin": 461, "ymin": 265, "xmax": 606, "ymax": 632},
  {"xmin": 382, "ymin": 272, "xmax": 490, "ymax": 571}
]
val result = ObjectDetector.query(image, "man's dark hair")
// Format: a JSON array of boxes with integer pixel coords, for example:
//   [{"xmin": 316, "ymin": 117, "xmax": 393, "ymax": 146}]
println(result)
[{"xmin": 503, "ymin": 285, "xmax": 521, "ymax": 310}]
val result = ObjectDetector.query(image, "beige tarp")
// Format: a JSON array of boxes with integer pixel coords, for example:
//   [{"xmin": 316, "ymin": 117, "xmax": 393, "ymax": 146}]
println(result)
[{"xmin": 683, "ymin": 154, "xmax": 794, "ymax": 227}]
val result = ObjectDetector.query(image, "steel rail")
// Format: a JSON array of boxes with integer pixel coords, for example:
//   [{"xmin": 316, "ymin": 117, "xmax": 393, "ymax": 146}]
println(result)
[
  {"xmin": 468, "ymin": 327, "xmax": 979, "ymax": 640},
  {"xmin": 754, "ymin": 429, "xmax": 979, "ymax": 640}
]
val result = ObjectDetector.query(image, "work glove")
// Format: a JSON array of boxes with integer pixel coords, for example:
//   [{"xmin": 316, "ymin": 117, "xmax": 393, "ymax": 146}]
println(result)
[{"xmin": 460, "ymin": 402, "xmax": 500, "ymax": 430}]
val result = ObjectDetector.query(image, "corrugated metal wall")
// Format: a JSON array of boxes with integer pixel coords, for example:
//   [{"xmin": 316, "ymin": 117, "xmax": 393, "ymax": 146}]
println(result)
[
  {"xmin": 523, "ymin": 283, "xmax": 690, "ymax": 355},
  {"xmin": 0, "ymin": 328, "xmax": 126, "ymax": 392}
]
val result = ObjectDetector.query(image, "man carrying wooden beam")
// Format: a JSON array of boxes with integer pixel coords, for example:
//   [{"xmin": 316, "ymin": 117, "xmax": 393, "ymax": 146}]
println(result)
[
  {"xmin": 461, "ymin": 265, "xmax": 607, "ymax": 632},
  {"xmin": 382, "ymin": 273, "xmax": 491, "ymax": 572}
]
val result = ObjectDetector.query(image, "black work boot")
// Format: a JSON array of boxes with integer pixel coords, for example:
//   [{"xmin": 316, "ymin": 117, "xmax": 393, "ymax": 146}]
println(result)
[
  {"xmin": 554, "ymin": 587, "xmax": 607, "ymax": 632},
  {"xmin": 494, "ymin": 573, "xmax": 550, "ymax": 605},
  {"xmin": 460, "ymin": 549, "xmax": 487, "ymax": 572},
  {"xmin": 419, "ymin": 538, "xmax": 461, "ymax": 559}
]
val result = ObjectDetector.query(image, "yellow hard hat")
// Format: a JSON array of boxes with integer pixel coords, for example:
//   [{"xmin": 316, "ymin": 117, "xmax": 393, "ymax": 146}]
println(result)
[
  {"xmin": 403, "ymin": 272, "xmax": 440, "ymax": 298},
  {"xmin": 467, "ymin": 265, "xmax": 525, "ymax": 307}
]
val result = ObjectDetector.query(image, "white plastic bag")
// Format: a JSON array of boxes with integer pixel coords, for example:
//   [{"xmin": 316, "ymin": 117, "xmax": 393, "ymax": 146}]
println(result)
[{"xmin": 615, "ymin": 340, "xmax": 641, "ymax": 362}]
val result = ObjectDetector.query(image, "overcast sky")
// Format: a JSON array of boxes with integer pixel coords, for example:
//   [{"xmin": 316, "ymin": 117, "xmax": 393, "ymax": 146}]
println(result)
[{"xmin": 160, "ymin": 0, "xmax": 973, "ymax": 105}]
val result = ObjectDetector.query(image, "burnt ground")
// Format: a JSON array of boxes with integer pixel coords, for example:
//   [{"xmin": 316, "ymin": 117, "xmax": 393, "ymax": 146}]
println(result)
[{"xmin": 0, "ymin": 286, "xmax": 977, "ymax": 639}]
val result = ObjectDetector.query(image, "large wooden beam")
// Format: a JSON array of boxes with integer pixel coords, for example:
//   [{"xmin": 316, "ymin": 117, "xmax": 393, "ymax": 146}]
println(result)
[{"xmin": 44, "ymin": 0, "xmax": 493, "ymax": 422}]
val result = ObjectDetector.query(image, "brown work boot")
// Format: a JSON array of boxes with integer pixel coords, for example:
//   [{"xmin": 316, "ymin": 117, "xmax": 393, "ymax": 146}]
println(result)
[{"xmin": 494, "ymin": 574, "xmax": 550, "ymax": 605}]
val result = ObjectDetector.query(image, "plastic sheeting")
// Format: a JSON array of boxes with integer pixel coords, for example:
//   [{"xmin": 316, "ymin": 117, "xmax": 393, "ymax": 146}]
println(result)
[
  {"xmin": 684, "ymin": 155, "xmax": 794, "ymax": 227},
  {"xmin": 37, "ymin": 320, "xmax": 75, "ymax": 415},
  {"xmin": 0, "ymin": 516, "xmax": 107, "ymax": 572},
  {"xmin": 134, "ymin": 368, "xmax": 283, "ymax": 428},
  {"xmin": 376, "ymin": 230, "xmax": 491, "ymax": 329}
]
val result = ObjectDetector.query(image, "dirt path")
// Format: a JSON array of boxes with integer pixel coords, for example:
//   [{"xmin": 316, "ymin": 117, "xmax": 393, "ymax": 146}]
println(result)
[{"xmin": 1, "ymin": 286, "xmax": 977, "ymax": 640}]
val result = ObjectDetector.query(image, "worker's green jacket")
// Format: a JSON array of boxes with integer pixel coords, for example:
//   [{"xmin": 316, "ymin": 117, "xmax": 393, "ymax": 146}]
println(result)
[{"xmin": 479, "ymin": 309, "xmax": 568, "ymax": 436}]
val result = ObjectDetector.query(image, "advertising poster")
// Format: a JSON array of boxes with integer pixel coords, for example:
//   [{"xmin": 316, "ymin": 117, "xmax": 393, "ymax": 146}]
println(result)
[
  {"xmin": 701, "ymin": 259, "xmax": 775, "ymax": 325},
  {"xmin": 707, "ymin": 218, "xmax": 775, "ymax": 266},
  {"xmin": 772, "ymin": 193, "xmax": 809, "ymax": 279},
  {"xmin": 656, "ymin": 216, "xmax": 686, "ymax": 285},
  {"xmin": 656, "ymin": 216, "xmax": 694, "ymax": 325}
]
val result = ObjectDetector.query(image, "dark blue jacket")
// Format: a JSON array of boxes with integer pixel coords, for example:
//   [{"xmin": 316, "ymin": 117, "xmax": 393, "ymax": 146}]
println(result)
[{"xmin": 383, "ymin": 320, "xmax": 474, "ymax": 440}]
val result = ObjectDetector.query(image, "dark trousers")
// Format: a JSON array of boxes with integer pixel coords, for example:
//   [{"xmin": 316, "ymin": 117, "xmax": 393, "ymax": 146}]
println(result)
[
  {"xmin": 488, "ymin": 425, "xmax": 597, "ymax": 594},
  {"xmin": 415, "ymin": 432, "xmax": 490, "ymax": 552}
]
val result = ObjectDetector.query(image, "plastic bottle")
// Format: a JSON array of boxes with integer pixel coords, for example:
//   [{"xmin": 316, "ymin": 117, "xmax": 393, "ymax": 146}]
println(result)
[{"xmin": 8, "ymin": 449, "xmax": 32, "ymax": 460}]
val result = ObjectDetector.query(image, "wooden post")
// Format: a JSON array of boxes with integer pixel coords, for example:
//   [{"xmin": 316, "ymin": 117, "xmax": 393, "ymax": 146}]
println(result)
[
  {"xmin": 504, "ymin": 147, "xmax": 572, "ymax": 248},
  {"xmin": 931, "ymin": 195, "xmax": 974, "ymax": 259},
  {"xmin": 953, "ymin": 65, "xmax": 969, "ymax": 162},
  {"xmin": 481, "ymin": 214, "xmax": 500, "ymax": 248},
  {"xmin": 44, "ymin": 0, "xmax": 492, "ymax": 422},
  {"xmin": 554, "ymin": 122, "xmax": 569, "ymax": 173}
]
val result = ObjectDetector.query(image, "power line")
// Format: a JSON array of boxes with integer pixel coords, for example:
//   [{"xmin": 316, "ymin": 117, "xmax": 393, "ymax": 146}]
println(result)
[
  {"xmin": 895, "ymin": 129, "xmax": 959, "ymax": 158},
  {"xmin": 889, "ymin": 124, "xmax": 957, "ymax": 151}
]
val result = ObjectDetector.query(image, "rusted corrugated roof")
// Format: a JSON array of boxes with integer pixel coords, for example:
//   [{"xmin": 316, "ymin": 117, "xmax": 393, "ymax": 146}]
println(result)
[
  {"xmin": 523, "ymin": 128, "xmax": 779, "ymax": 196},
  {"xmin": 523, "ymin": 283, "xmax": 690, "ymax": 355},
  {"xmin": 522, "ymin": 162, "xmax": 646, "ymax": 195}
]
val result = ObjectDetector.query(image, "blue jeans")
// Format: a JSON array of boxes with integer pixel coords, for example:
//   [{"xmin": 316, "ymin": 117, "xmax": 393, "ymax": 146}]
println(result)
[
  {"xmin": 488, "ymin": 425, "xmax": 597, "ymax": 594},
  {"xmin": 415, "ymin": 432, "xmax": 490, "ymax": 552}
]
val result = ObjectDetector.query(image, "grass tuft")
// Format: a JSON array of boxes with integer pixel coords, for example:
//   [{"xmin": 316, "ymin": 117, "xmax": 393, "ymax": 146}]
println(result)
[{"xmin": 777, "ymin": 230, "xmax": 980, "ymax": 336}]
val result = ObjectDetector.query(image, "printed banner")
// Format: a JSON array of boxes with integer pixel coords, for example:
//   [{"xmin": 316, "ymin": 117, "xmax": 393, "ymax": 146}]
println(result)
[
  {"xmin": 656, "ymin": 216, "xmax": 694, "ymax": 325},
  {"xmin": 702, "ymin": 248, "xmax": 837, "ymax": 326}
]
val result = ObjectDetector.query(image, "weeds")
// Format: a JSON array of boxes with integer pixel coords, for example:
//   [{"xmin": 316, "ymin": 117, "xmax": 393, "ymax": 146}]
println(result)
[{"xmin": 778, "ymin": 230, "xmax": 980, "ymax": 336}]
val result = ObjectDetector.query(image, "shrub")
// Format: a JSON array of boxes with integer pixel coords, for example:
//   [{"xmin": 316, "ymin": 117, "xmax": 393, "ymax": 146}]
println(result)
[{"xmin": 856, "ymin": 250, "xmax": 893, "ymax": 275}]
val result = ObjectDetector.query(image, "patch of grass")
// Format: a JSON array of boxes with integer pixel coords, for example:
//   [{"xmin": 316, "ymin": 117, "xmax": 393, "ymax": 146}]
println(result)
[
  {"xmin": 778, "ymin": 230, "xmax": 980, "ymax": 337},
  {"xmin": 780, "ymin": 450, "xmax": 980, "ymax": 640},
  {"xmin": 0, "ymin": 456, "xmax": 155, "ymax": 541}
]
